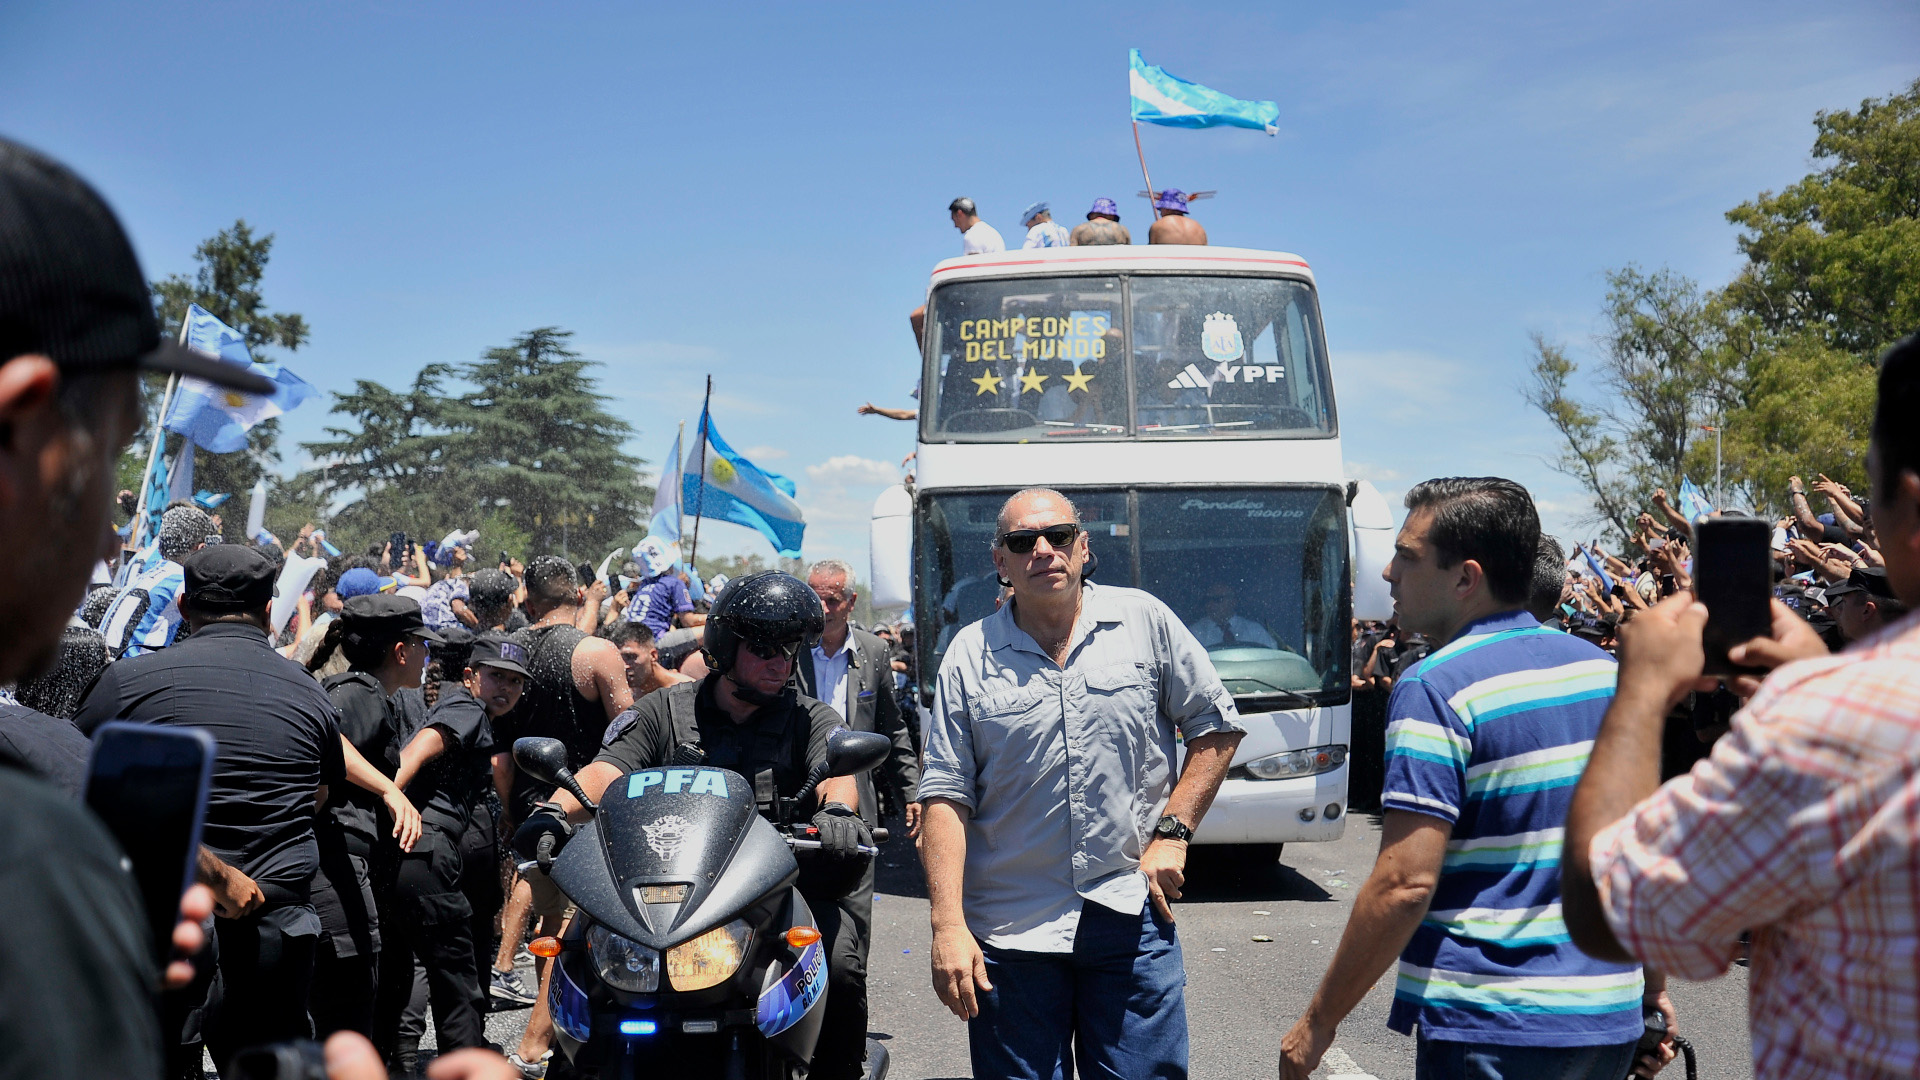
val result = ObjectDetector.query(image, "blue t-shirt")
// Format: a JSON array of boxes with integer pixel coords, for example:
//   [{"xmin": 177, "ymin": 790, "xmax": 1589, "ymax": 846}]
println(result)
[
  {"xmin": 1382, "ymin": 610, "xmax": 1642, "ymax": 1046},
  {"xmin": 99, "ymin": 558, "xmax": 187, "ymax": 658},
  {"xmin": 623, "ymin": 573, "xmax": 691, "ymax": 637}
]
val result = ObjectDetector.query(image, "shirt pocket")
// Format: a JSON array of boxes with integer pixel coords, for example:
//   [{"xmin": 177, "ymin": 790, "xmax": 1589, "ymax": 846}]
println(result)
[
  {"xmin": 1084, "ymin": 662, "xmax": 1156, "ymax": 714},
  {"xmin": 969, "ymin": 683, "xmax": 1056, "ymax": 771}
]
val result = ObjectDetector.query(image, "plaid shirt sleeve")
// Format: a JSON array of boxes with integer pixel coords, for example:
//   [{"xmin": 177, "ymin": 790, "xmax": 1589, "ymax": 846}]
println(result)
[{"xmin": 1589, "ymin": 661, "xmax": 1856, "ymax": 980}]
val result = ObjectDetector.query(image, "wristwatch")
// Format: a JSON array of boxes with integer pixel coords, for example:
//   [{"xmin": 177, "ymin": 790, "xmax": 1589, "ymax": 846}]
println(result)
[{"xmin": 1152, "ymin": 814, "xmax": 1193, "ymax": 843}]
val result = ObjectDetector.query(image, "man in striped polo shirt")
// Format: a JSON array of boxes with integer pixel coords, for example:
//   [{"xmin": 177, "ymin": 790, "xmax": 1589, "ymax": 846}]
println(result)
[{"xmin": 1282, "ymin": 477, "xmax": 1671, "ymax": 1080}]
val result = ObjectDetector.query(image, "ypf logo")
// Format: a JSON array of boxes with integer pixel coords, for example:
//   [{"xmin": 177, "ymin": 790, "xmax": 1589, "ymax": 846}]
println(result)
[{"xmin": 642, "ymin": 815, "xmax": 692, "ymax": 860}]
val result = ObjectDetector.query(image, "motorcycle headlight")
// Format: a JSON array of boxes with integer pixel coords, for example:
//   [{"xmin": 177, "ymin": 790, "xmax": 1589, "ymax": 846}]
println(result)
[
  {"xmin": 666, "ymin": 919, "xmax": 752, "ymax": 991},
  {"xmin": 587, "ymin": 924, "xmax": 660, "ymax": 993},
  {"xmin": 1241, "ymin": 744, "xmax": 1347, "ymax": 781}
]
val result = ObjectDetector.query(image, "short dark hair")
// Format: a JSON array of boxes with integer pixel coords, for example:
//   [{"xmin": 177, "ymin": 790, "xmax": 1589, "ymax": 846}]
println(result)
[
  {"xmin": 949, "ymin": 197, "xmax": 976, "ymax": 216},
  {"xmin": 523, "ymin": 555, "xmax": 579, "ymax": 605},
  {"xmin": 1873, "ymin": 333, "xmax": 1920, "ymax": 499},
  {"xmin": 604, "ymin": 620, "xmax": 656, "ymax": 648},
  {"xmin": 468, "ymin": 567, "xmax": 518, "ymax": 612},
  {"xmin": 1528, "ymin": 535, "xmax": 1567, "ymax": 621},
  {"xmin": 1403, "ymin": 477, "xmax": 1540, "ymax": 606}
]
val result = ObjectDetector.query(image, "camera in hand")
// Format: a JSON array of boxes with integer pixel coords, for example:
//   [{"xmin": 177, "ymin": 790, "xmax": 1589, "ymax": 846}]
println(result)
[{"xmin": 1693, "ymin": 516, "xmax": 1772, "ymax": 676}]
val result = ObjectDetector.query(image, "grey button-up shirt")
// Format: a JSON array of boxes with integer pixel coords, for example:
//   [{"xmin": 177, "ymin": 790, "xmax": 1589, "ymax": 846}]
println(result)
[{"xmin": 920, "ymin": 582, "xmax": 1243, "ymax": 952}]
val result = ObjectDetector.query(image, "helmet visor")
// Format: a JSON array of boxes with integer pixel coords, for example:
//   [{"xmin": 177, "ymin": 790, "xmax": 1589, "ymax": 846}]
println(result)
[{"xmin": 741, "ymin": 638, "xmax": 803, "ymax": 663}]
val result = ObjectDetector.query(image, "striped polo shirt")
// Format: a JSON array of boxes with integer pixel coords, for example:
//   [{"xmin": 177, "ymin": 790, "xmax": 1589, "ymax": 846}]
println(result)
[{"xmin": 1382, "ymin": 610, "xmax": 1643, "ymax": 1046}]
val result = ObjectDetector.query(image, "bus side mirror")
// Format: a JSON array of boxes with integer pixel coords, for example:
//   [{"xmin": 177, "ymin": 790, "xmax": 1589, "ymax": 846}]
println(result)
[{"xmin": 1350, "ymin": 480, "xmax": 1395, "ymax": 622}]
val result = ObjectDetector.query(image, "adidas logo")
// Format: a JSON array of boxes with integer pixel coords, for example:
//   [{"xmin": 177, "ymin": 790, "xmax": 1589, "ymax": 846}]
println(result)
[{"xmin": 1166, "ymin": 363, "xmax": 1209, "ymax": 390}]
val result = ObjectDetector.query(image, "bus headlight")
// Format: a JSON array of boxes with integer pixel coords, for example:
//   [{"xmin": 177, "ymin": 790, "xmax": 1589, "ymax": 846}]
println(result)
[
  {"xmin": 587, "ymin": 924, "xmax": 659, "ymax": 993},
  {"xmin": 667, "ymin": 920, "xmax": 753, "ymax": 991},
  {"xmin": 1239, "ymin": 744, "xmax": 1347, "ymax": 781}
]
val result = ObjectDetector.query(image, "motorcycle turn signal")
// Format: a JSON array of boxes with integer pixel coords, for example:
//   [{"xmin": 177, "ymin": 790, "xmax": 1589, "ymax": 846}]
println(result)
[{"xmin": 785, "ymin": 926, "xmax": 821, "ymax": 948}]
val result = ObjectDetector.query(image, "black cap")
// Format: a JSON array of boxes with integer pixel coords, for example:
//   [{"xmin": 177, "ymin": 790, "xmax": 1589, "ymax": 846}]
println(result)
[
  {"xmin": 0, "ymin": 138, "xmax": 272, "ymax": 395},
  {"xmin": 469, "ymin": 633, "xmax": 529, "ymax": 676},
  {"xmin": 1829, "ymin": 566, "xmax": 1898, "ymax": 602},
  {"xmin": 340, "ymin": 594, "xmax": 446, "ymax": 645},
  {"xmin": 181, "ymin": 544, "xmax": 277, "ymax": 610}
]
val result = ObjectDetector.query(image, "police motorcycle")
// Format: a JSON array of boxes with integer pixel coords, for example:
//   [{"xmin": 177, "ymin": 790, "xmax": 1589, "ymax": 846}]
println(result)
[{"xmin": 509, "ymin": 725, "xmax": 893, "ymax": 1080}]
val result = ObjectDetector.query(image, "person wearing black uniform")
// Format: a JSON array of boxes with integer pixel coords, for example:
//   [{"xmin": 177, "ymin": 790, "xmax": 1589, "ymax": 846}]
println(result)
[
  {"xmin": 525, "ymin": 571, "xmax": 876, "ymax": 1080},
  {"xmin": 74, "ymin": 545, "xmax": 423, "ymax": 1075},
  {"xmin": 304, "ymin": 593, "xmax": 444, "ymax": 1040},
  {"xmin": 373, "ymin": 633, "xmax": 525, "ymax": 1064}
]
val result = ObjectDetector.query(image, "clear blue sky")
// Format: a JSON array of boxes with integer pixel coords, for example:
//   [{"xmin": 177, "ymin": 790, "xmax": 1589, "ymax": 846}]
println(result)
[{"xmin": 3, "ymin": 1, "xmax": 1914, "ymax": 564}]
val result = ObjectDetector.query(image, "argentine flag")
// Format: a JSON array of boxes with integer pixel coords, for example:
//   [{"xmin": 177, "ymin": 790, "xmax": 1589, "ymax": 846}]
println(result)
[
  {"xmin": 1678, "ymin": 477, "xmax": 1716, "ymax": 522},
  {"xmin": 1130, "ymin": 49, "xmax": 1279, "ymax": 135},
  {"xmin": 164, "ymin": 304, "xmax": 318, "ymax": 453},
  {"xmin": 648, "ymin": 426, "xmax": 683, "ymax": 543},
  {"xmin": 681, "ymin": 410, "xmax": 805, "ymax": 558}
]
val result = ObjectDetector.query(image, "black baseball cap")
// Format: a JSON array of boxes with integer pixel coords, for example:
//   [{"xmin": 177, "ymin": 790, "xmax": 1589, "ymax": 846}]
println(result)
[
  {"xmin": 340, "ymin": 594, "xmax": 445, "ymax": 645},
  {"xmin": 1827, "ymin": 566, "xmax": 1896, "ymax": 602},
  {"xmin": 469, "ymin": 633, "xmax": 530, "ymax": 676},
  {"xmin": 0, "ymin": 138, "xmax": 272, "ymax": 394},
  {"xmin": 181, "ymin": 544, "xmax": 278, "ymax": 610}
]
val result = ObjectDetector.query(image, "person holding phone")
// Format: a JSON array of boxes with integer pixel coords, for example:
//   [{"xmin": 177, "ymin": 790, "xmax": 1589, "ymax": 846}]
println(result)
[
  {"xmin": 75, "ymin": 545, "xmax": 422, "ymax": 1074},
  {"xmin": 1564, "ymin": 334, "xmax": 1920, "ymax": 1080}
]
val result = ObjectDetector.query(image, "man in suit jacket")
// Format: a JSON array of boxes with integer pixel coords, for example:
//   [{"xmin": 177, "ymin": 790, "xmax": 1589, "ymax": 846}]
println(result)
[
  {"xmin": 798, "ymin": 559, "xmax": 920, "ymax": 833},
  {"xmin": 795, "ymin": 559, "xmax": 920, "ymax": 1078}
]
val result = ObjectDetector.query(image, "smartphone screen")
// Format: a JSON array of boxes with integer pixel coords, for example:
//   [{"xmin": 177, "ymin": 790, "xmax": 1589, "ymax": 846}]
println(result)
[
  {"xmin": 1694, "ymin": 517, "xmax": 1774, "ymax": 676},
  {"xmin": 85, "ymin": 723, "xmax": 215, "ymax": 965}
]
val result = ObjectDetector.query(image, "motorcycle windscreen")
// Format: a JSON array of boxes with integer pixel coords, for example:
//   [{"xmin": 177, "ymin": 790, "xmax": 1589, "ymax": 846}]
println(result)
[{"xmin": 596, "ymin": 766, "xmax": 757, "ymax": 936}]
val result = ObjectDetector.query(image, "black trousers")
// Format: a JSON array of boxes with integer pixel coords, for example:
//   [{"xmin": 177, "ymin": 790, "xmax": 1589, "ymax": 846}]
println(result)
[
  {"xmin": 202, "ymin": 912, "xmax": 319, "ymax": 1074},
  {"xmin": 799, "ymin": 859, "xmax": 874, "ymax": 1080},
  {"xmin": 460, "ymin": 804, "xmax": 504, "ymax": 1015},
  {"xmin": 309, "ymin": 827, "xmax": 381, "ymax": 1039},
  {"xmin": 374, "ymin": 828, "xmax": 486, "ymax": 1058}
]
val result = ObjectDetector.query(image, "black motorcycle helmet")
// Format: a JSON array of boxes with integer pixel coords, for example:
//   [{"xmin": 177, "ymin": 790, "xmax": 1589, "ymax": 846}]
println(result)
[{"xmin": 701, "ymin": 570, "xmax": 825, "ymax": 679}]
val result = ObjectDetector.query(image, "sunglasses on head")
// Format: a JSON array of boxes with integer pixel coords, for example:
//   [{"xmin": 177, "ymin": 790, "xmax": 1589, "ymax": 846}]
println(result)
[
  {"xmin": 997, "ymin": 523, "xmax": 1080, "ymax": 555},
  {"xmin": 742, "ymin": 639, "xmax": 801, "ymax": 662}
]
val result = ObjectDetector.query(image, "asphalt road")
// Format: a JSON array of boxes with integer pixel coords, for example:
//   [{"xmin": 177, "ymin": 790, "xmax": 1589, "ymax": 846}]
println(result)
[{"xmin": 481, "ymin": 812, "xmax": 1756, "ymax": 1079}]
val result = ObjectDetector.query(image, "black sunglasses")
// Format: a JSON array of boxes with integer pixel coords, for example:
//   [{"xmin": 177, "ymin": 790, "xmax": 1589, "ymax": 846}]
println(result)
[
  {"xmin": 742, "ymin": 639, "xmax": 802, "ymax": 662},
  {"xmin": 997, "ymin": 523, "xmax": 1081, "ymax": 555}
]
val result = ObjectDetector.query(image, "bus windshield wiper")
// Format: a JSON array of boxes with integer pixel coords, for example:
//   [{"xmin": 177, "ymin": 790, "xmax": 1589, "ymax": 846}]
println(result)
[{"xmin": 1235, "ymin": 688, "xmax": 1319, "ymax": 711}]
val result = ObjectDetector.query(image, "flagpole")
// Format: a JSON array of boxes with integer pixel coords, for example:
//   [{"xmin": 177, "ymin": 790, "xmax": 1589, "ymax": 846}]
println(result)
[
  {"xmin": 130, "ymin": 313, "xmax": 191, "ymax": 548},
  {"xmin": 688, "ymin": 375, "xmax": 712, "ymax": 571},
  {"xmin": 1132, "ymin": 120, "xmax": 1163, "ymax": 220}
]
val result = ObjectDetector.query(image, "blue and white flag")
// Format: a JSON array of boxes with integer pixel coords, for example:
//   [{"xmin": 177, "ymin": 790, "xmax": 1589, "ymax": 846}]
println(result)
[
  {"xmin": 648, "ymin": 426, "xmax": 683, "ymax": 543},
  {"xmin": 164, "ymin": 304, "xmax": 318, "ymax": 453},
  {"xmin": 1581, "ymin": 544, "xmax": 1616, "ymax": 593},
  {"xmin": 1129, "ymin": 49, "xmax": 1279, "ymax": 135},
  {"xmin": 1677, "ymin": 478, "xmax": 1715, "ymax": 522},
  {"xmin": 166, "ymin": 438, "xmax": 195, "ymax": 507},
  {"xmin": 681, "ymin": 409, "xmax": 805, "ymax": 558}
]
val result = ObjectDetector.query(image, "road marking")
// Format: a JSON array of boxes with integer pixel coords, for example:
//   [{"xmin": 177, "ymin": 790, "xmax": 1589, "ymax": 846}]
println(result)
[{"xmin": 1322, "ymin": 1045, "xmax": 1380, "ymax": 1079}]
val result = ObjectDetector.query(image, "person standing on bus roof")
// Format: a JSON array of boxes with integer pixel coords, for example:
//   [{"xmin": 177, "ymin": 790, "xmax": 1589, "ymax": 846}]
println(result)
[
  {"xmin": 918, "ymin": 487, "xmax": 1244, "ymax": 1079},
  {"xmin": 1147, "ymin": 189, "xmax": 1208, "ymax": 245},
  {"xmin": 1278, "ymin": 477, "xmax": 1674, "ymax": 1080},
  {"xmin": 1070, "ymin": 198, "xmax": 1131, "ymax": 246},
  {"xmin": 1019, "ymin": 202, "xmax": 1071, "ymax": 248},
  {"xmin": 950, "ymin": 197, "xmax": 1005, "ymax": 254}
]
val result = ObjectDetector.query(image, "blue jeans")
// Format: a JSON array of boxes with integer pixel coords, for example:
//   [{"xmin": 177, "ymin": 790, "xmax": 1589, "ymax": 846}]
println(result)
[
  {"xmin": 1415, "ymin": 1031, "xmax": 1638, "ymax": 1080},
  {"xmin": 968, "ymin": 899, "xmax": 1188, "ymax": 1080}
]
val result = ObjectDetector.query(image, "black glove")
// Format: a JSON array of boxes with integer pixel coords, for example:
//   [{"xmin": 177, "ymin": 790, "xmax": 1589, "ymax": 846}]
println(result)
[
  {"xmin": 810, "ymin": 803, "xmax": 871, "ymax": 861},
  {"xmin": 513, "ymin": 802, "xmax": 575, "ymax": 870}
]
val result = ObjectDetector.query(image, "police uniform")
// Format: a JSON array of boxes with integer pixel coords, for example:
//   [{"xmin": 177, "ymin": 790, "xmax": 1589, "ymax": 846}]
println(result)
[
  {"xmin": 309, "ymin": 594, "xmax": 442, "ymax": 1039},
  {"xmin": 371, "ymin": 637, "xmax": 518, "ymax": 1058},
  {"xmin": 593, "ymin": 676, "xmax": 874, "ymax": 1079},
  {"xmin": 74, "ymin": 545, "xmax": 348, "ymax": 1072}
]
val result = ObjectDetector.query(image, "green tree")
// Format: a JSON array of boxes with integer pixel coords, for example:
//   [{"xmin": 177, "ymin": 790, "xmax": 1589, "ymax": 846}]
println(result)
[
  {"xmin": 1723, "ymin": 79, "xmax": 1920, "ymax": 357},
  {"xmin": 295, "ymin": 329, "xmax": 649, "ymax": 560},
  {"xmin": 147, "ymin": 220, "xmax": 310, "ymax": 501}
]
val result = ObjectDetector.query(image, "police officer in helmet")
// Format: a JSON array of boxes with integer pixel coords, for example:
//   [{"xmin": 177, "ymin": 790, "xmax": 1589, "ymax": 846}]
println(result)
[{"xmin": 517, "ymin": 571, "xmax": 876, "ymax": 1077}]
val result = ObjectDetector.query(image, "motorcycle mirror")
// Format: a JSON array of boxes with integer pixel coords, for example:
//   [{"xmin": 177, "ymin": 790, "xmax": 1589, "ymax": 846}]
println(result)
[
  {"xmin": 513, "ymin": 737, "xmax": 572, "ymax": 787},
  {"xmin": 825, "ymin": 728, "xmax": 890, "ymax": 778}
]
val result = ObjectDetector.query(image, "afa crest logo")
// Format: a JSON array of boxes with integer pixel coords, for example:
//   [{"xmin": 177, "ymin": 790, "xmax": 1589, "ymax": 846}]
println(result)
[{"xmin": 1200, "ymin": 312, "xmax": 1244, "ymax": 363}]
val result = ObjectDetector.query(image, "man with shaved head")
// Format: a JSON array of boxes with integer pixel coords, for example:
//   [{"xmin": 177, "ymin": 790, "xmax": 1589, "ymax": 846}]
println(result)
[{"xmin": 918, "ymin": 487, "xmax": 1245, "ymax": 1078}]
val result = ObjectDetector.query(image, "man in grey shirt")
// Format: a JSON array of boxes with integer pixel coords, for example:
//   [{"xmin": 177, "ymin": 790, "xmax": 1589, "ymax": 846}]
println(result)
[{"xmin": 919, "ymin": 487, "xmax": 1245, "ymax": 1079}]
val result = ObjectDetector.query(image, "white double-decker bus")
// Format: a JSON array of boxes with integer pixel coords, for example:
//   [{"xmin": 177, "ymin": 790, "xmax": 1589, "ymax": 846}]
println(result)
[{"xmin": 872, "ymin": 244, "xmax": 1395, "ymax": 857}]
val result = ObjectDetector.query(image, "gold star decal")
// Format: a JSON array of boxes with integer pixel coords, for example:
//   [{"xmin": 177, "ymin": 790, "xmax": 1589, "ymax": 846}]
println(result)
[
  {"xmin": 1019, "ymin": 370, "xmax": 1048, "ymax": 394},
  {"xmin": 971, "ymin": 371, "xmax": 1003, "ymax": 395},
  {"xmin": 1063, "ymin": 367, "xmax": 1095, "ymax": 393}
]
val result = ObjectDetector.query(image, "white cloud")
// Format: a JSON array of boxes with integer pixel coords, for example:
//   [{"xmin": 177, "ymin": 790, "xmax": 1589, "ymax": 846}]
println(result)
[
  {"xmin": 1343, "ymin": 461, "xmax": 1402, "ymax": 485},
  {"xmin": 804, "ymin": 455, "xmax": 899, "ymax": 487},
  {"xmin": 742, "ymin": 445, "xmax": 789, "ymax": 461}
]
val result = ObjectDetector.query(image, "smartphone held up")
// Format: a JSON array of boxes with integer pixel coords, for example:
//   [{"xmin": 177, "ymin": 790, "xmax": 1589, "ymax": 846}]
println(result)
[
  {"xmin": 1692, "ymin": 516, "xmax": 1774, "ymax": 676},
  {"xmin": 84, "ymin": 723, "xmax": 215, "ymax": 966}
]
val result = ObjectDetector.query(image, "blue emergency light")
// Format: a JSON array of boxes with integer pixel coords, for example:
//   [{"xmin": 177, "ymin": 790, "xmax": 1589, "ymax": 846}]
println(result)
[{"xmin": 619, "ymin": 1019, "xmax": 658, "ymax": 1036}]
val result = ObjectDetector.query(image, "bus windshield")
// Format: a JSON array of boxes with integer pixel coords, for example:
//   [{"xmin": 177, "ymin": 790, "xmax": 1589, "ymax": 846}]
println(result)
[
  {"xmin": 917, "ymin": 486, "xmax": 1350, "ymax": 710},
  {"xmin": 923, "ymin": 274, "xmax": 1334, "ymax": 441}
]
